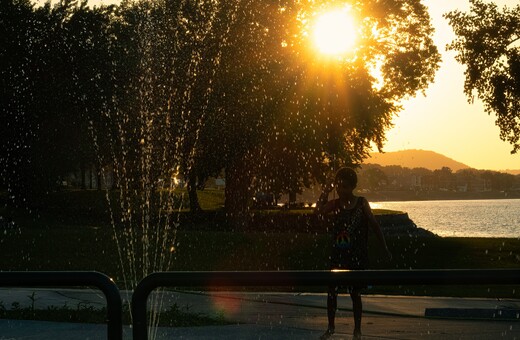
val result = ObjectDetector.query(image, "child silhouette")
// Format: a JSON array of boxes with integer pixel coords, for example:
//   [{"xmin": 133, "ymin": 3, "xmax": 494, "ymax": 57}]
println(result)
[{"xmin": 315, "ymin": 167, "xmax": 392, "ymax": 339}]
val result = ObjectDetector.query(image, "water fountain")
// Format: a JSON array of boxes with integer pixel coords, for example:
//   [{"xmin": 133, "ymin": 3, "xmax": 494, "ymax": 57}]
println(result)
[{"xmin": 92, "ymin": 1, "xmax": 242, "ymax": 336}]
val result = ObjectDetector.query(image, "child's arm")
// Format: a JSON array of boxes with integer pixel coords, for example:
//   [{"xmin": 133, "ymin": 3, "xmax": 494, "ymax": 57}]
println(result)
[
  {"xmin": 362, "ymin": 198, "xmax": 392, "ymax": 260},
  {"xmin": 314, "ymin": 181, "xmax": 335, "ymax": 214}
]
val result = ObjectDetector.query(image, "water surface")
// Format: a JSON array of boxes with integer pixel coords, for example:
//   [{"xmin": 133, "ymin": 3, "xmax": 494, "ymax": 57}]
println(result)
[{"xmin": 372, "ymin": 199, "xmax": 520, "ymax": 238}]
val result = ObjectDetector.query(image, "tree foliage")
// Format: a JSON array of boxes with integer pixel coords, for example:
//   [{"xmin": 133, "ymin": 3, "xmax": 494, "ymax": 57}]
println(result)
[
  {"xmin": 445, "ymin": 0, "xmax": 520, "ymax": 153},
  {"xmin": 1, "ymin": 0, "xmax": 115, "ymax": 202},
  {"xmin": 247, "ymin": 0, "xmax": 441, "ymax": 203},
  {"xmin": 0, "ymin": 0, "xmax": 35, "ymax": 197},
  {"xmin": 177, "ymin": 0, "xmax": 441, "ymax": 219}
]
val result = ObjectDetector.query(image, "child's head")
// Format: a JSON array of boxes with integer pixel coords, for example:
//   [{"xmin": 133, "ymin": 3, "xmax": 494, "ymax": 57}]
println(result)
[{"xmin": 334, "ymin": 167, "xmax": 357, "ymax": 193}]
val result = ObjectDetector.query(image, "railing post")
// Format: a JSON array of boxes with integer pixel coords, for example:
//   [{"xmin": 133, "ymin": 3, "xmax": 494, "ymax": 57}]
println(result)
[
  {"xmin": 132, "ymin": 273, "xmax": 158, "ymax": 340},
  {"xmin": 0, "ymin": 271, "xmax": 123, "ymax": 340}
]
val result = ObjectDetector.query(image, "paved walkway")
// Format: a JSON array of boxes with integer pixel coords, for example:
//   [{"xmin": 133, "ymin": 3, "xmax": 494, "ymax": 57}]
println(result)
[{"xmin": 0, "ymin": 288, "xmax": 519, "ymax": 339}]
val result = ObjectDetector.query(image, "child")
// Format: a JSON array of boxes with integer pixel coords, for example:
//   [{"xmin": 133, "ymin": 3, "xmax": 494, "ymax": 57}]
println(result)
[{"xmin": 315, "ymin": 167, "xmax": 392, "ymax": 339}]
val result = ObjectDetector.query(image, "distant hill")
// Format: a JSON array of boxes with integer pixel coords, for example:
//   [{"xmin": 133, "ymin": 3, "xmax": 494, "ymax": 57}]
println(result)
[{"xmin": 365, "ymin": 149, "xmax": 470, "ymax": 171}]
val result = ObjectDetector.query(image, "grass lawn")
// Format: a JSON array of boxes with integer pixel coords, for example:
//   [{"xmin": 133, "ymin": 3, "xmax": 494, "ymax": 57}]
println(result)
[
  {"xmin": 1, "ymin": 189, "xmax": 519, "ymax": 300},
  {"xmin": 0, "ymin": 301, "xmax": 230, "ymax": 326}
]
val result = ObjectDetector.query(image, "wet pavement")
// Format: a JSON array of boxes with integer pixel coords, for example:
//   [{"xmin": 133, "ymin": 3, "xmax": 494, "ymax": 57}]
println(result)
[{"xmin": 0, "ymin": 288, "xmax": 519, "ymax": 339}]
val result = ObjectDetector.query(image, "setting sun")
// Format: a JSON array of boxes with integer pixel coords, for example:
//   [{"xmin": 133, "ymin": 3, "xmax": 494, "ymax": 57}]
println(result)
[{"xmin": 312, "ymin": 7, "xmax": 357, "ymax": 56}]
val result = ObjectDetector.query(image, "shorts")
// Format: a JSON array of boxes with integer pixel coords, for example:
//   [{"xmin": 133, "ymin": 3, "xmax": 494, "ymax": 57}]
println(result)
[{"xmin": 328, "ymin": 264, "xmax": 368, "ymax": 293}]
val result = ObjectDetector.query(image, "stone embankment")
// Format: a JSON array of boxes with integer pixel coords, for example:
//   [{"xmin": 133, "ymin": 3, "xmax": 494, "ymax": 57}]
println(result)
[
  {"xmin": 376, "ymin": 213, "xmax": 437, "ymax": 237},
  {"xmin": 244, "ymin": 210, "xmax": 437, "ymax": 236}
]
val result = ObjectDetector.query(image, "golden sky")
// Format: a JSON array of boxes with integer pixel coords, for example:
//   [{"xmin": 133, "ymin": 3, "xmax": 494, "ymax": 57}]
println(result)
[{"xmin": 382, "ymin": 0, "xmax": 519, "ymax": 171}]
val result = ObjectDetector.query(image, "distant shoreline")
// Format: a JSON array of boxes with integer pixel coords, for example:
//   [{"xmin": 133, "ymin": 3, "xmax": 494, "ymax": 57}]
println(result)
[{"xmin": 363, "ymin": 190, "xmax": 520, "ymax": 202}]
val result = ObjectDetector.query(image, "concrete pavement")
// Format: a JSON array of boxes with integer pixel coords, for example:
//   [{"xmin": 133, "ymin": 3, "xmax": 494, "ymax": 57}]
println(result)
[{"xmin": 0, "ymin": 288, "xmax": 519, "ymax": 339}]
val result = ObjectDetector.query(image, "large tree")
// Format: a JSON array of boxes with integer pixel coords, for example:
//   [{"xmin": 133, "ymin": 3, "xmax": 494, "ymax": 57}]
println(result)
[
  {"xmin": 445, "ymin": 0, "xmax": 520, "ymax": 153},
  {"xmin": 218, "ymin": 0, "xmax": 441, "ymax": 217}
]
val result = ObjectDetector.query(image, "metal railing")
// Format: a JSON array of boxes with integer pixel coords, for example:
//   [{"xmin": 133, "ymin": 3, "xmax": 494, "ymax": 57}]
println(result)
[
  {"xmin": 1, "ymin": 269, "xmax": 518, "ymax": 339},
  {"xmin": 132, "ymin": 269, "xmax": 520, "ymax": 340},
  {"xmin": 0, "ymin": 271, "xmax": 123, "ymax": 340}
]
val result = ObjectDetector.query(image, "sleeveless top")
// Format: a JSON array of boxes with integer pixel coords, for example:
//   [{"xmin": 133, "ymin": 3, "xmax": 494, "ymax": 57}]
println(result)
[{"xmin": 329, "ymin": 197, "xmax": 369, "ymax": 270}]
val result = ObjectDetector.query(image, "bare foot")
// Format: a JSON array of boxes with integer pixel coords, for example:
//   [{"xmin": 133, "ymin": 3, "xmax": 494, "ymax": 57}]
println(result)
[{"xmin": 320, "ymin": 327, "xmax": 335, "ymax": 339}]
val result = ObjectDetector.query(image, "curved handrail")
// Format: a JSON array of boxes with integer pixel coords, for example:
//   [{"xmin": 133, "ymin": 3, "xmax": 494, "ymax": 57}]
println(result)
[{"xmin": 0, "ymin": 271, "xmax": 122, "ymax": 340}]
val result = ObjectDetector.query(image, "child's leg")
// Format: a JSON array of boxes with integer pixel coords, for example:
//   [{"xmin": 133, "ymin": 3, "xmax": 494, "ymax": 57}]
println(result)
[
  {"xmin": 350, "ymin": 288, "xmax": 362, "ymax": 336},
  {"xmin": 326, "ymin": 285, "xmax": 338, "ymax": 330},
  {"xmin": 321, "ymin": 286, "xmax": 338, "ymax": 339}
]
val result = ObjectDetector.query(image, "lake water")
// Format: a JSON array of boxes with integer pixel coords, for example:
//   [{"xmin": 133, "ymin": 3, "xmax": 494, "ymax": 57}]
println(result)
[{"xmin": 371, "ymin": 199, "xmax": 520, "ymax": 238}]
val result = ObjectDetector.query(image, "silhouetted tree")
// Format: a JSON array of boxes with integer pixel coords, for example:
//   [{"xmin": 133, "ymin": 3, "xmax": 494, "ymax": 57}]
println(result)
[
  {"xmin": 0, "ymin": 0, "xmax": 36, "ymax": 200},
  {"xmin": 239, "ymin": 0, "xmax": 441, "ymax": 216},
  {"xmin": 1, "ymin": 0, "xmax": 116, "ymax": 204},
  {"xmin": 433, "ymin": 167, "xmax": 455, "ymax": 190},
  {"xmin": 364, "ymin": 167, "xmax": 388, "ymax": 191},
  {"xmin": 446, "ymin": 0, "xmax": 520, "ymax": 153},
  {"xmin": 65, "ymin": 3, "xmax": 116, "ymax": 189}
]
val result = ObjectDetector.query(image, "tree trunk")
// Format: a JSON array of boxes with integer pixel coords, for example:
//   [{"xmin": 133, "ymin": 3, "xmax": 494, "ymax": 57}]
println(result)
[
  {"xmin": 187, "ymin": 173, "xmax": 202, "ymax": 213},
  {"xmin": 89, "ymin": 165, "xmax": 94, "ymax": 189},
  {"xmin": 225, "ymin": 159, "xmax": 253, "ymax": 230},
  {"xmin": 96, "ymin": 166, "xmax": 102, "ymax": 191},
  {"xmin": 80, "ymin": 162, "xmax": 86, "ymax": 190},
  {"xmin": 289, "ymin": 191, "xmax": 297, "ymax": 208}
]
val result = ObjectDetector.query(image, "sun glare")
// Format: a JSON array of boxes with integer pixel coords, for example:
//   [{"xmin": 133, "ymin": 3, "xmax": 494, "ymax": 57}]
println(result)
[{"xmin": 312, "ymin": 7, "xmax": 357, "ymax": 56}]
